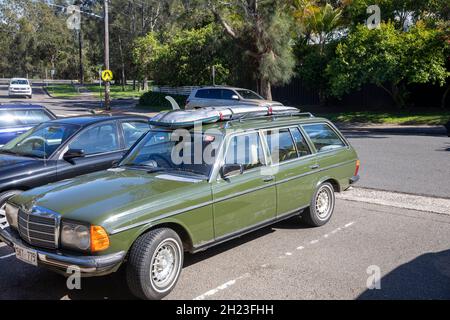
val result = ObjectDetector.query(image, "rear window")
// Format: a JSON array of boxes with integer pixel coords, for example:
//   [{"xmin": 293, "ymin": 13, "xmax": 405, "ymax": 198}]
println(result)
[
  {"xmin": 0, "ymin": 109, "xmax": 53, "ymax": 127},
  {"xmin": 302, "ymin": 123, "xmax": 345, "ymax": 153}
]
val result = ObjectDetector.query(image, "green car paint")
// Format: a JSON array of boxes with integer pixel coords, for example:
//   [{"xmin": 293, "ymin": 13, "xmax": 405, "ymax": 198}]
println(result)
[{"xmin": 6, "ymin": 116, "xmax": 358, "ymax": 268}]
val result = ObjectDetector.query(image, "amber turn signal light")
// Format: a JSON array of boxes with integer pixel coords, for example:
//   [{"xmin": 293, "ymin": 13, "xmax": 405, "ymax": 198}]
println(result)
[
  {"xmin": 354, "ymin": 159, "xmax": 360, "ymax": 176},
  {"xmin": 90, "ymin": 225, "xmax": 110, "ymax": 252}
]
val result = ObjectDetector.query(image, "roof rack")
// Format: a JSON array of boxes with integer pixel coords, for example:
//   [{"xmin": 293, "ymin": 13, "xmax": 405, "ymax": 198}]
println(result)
[{"xmin": 149, "ymin": 105, "xmax": 314, "ymax": 128}]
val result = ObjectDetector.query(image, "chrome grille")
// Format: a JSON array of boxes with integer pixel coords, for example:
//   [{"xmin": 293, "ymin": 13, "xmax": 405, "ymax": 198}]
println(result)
[{"xmin": 18, "ymin": 208, "xmax": 58, "ymax": 249}]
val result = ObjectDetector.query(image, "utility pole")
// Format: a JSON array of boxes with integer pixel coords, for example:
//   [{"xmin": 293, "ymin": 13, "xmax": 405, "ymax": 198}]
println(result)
[
  {"xmin": 103, "ymin": 0, "xmax": 110, "ymax": 110},
  {"xmin": 78, "ymin": 29, "xmax": 84, "ymax": 84}
]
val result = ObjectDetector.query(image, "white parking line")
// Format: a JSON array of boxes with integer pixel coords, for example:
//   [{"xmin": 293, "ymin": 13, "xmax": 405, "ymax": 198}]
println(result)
[
  {"xmin": 193, "ymin": 273, "xmax": 251, "ymax": 300},
  {"xmin": 191, "ymin": 221, "xmax": 356, "ymax": 300},
  {"xmin": 0, "ymin": 253, "xmax": 15, "ymax": 260}
]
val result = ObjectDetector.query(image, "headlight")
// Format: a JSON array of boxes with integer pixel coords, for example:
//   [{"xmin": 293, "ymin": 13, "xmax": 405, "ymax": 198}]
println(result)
[
  {"xmin": 5, "ymin": 203, "xmax": 19, "ymax": 229},
  {"xmin": 61, "ymin": 222, "xmax": 91, "ymax": 251}
]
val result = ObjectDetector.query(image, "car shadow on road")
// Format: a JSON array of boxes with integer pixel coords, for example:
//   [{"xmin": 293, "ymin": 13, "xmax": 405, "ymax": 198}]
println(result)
[{"xmin": 358, "ymin": 249, "xmax": 450, "ymax": 300}]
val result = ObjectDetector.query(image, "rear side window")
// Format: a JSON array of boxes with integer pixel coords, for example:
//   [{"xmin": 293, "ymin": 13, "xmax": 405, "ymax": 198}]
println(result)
[
  {"xmin": 265, "ymin": 129, "xmax": 298, "ymax": 164},
  {"xmin": 302, "ymin": 123, "xmax": 345, "ymax": 153},
  {"xmin": 195, "ymin": 89, "xmax": 221, "ymax": 99},
  {"xmin": 290, "ymin": 128, "xmax": 311, "ymax": 157},
  {"xmin": 0, "ymin": 109, "xmax": 52, "ymax": 127}
]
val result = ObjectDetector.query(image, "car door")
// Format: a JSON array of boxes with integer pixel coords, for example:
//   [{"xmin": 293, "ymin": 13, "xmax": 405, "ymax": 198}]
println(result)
[
  {"xmin": 56, "ymin": 121, "xmax": 125, "ymax": 180},
  {"xmin": 211, "ymin": 131, "xmax": 276, "ymax": 239},
  {"xmin": 262, "ymin": 127, "xmax": 317, "ymax": 216}
]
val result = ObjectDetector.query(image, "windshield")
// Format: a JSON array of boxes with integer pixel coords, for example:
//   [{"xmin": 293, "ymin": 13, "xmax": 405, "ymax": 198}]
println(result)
[
  {"xmin": 120, "ymin": 129, "xmax": 223, "ymax": 178},
  {"xmin": 1, "ymin": 123, "xmax": 80, "ymax": 159},
  {"xmin": 236, "ymin": 89, "xmax": 263, "ymax": 100},
  {"xmin": 10, "ymin": 79, "xmax": 28, "ymax": 85}
]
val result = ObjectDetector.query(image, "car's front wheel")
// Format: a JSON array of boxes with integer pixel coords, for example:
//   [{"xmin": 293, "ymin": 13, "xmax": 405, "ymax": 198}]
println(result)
[
  {"xmin": 126, "ymin": 228, "xmax": 183, "ymax": 300},
  {"xmin": 0, "ymin": 190, "xmax": 22, "ymax": 228},
  {"xmin": 302, "ymin": 182, "xmax": 335, "ymax": 227}
]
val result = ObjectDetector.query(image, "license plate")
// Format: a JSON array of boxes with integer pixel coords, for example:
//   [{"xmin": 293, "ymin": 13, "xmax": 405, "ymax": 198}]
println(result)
[{"xmin": 14, "ymin": 244, "xmax": 38, "ymax": 266}]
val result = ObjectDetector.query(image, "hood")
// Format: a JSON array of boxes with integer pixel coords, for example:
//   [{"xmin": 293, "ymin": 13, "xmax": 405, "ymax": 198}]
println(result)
[
  {"xmin": 12, "ymin": 168, "xmax": 210, "ymax": 232},
  {"xmin": 9, "ymin": 84, "xmax": 31, "ymax": 89},
  {"xmin": 0, "ymin": 154, "xmax": 40, "ymax": 177}
]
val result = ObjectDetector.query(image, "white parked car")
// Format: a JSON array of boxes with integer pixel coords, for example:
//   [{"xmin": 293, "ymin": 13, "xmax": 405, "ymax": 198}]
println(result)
[
  {"xmin": 8, "ymin": 78, "xmax": 32, "ymax": 99},
  {"xmin": 185, "ymin": 86, "xmax": 283, "ymax": 109}
]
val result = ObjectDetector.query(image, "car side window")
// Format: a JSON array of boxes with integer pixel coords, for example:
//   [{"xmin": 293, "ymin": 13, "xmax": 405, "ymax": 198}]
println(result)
[
  {"xmin": 121, "ymin": 121, "xmax": 150, "ymax": 148},
  {"xmin": 302, "ymin": 123, "xmax": 345, "ymax": 153},
  {"xmin": 265, "ymin": 129, "xmax": 298, "ymax": 164},
  {"xmin": 225, "ymin": 132, "xmax": 265, "ymax": 171},
  {"xmin": 290, "ymin": 128, "xmax": 311, "ymax": 157},
  {"xmin": 69, "ymin": 123, "xmax": 120, "ymax": 155},
  {"xmin": 195, "ymin": 89, "xmax": 221, "ymax": 99},
  {"xmin": 195, "ymin": 89, "xmax": 208, "ymax": 98},
  {"xmin": 221, "ymin": 89, "xmax": 235, "ymax": 100}
]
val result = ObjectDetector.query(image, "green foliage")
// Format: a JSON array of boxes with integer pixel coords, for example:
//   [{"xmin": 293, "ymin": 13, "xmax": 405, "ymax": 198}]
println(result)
[
  {"xmin": 326, "ymin": 22, "xmax": 449, "ymax": 106},
  {"xmin": 138, "ymin": 91, "xmax": 187, "ymax": 110},
  {"xmin": 133, "ymin": 24, "xmax": 231, "ymax": 86}
]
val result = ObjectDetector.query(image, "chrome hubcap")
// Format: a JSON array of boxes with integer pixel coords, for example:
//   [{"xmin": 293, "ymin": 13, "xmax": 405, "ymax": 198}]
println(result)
[
  {"xmin": 315, "ymin": 188, "xmax": 331, "ymax": 218},
  {"xmin": 150, "ymin": 241, "xmax": 179, "ymax": 289}
]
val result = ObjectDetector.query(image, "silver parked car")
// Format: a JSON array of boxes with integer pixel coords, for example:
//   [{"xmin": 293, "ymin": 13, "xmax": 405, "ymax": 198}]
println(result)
[{"xmin": 185, "ymin": 86, "xmax": 283, "ymax": 109}]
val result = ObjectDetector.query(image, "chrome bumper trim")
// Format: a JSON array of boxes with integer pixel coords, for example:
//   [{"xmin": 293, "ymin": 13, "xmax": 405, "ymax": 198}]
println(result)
[{"xmin": 0, "ymin": 227, "xmax": 125, "ymax": 276}]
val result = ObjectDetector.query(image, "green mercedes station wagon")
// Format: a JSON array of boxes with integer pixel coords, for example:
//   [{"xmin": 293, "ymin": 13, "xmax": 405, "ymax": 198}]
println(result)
[{"xmin": 0, "ymin": 106, "xmax": 359, "ymax": 299}]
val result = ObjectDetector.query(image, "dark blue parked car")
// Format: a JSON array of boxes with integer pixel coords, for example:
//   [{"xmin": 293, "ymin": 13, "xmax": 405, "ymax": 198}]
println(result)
[{"xmin": 0, "ymin": 104, "xmax": 56, "ymax": 146}]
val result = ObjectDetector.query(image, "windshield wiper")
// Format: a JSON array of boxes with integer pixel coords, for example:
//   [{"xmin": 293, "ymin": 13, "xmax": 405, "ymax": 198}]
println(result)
[{"xmin": 121, "ymin": 164, "xmax": 167, "ymax": 173}]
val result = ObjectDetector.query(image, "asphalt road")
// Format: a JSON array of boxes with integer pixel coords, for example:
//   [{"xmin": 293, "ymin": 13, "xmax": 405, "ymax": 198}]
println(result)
[
  {"xmin": 0, "ymin": 83, "xmax": 137, "ymax": 117},
  {"xmin": 1, "ymin": 199, "xmax": 449, "ymax": 300},
  {"xmin": 344, "ymin": 131, "xmax": 450, "ymax": 198}
]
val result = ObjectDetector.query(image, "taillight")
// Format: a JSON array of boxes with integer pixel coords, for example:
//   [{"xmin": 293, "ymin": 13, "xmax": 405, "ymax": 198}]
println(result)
[{"xmin": 354, "ymin": 159, "xmax": 360, "ymax": 176}]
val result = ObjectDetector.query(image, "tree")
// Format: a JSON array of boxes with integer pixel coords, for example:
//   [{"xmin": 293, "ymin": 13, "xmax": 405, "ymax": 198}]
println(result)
[
  {"xmin": 326, "ymin": 22, "xmax": 449, "ymax": 107},
  {"xmin": 293, "ymin": 1, "xmax": 343, "ymax": 103},
  {"xmin": 208, "ymin": 0, "xmax": 296, "ymax": 100},
  {"xmin": 133, "ymin": 24, "xmax": 232, "ymax": 86}
]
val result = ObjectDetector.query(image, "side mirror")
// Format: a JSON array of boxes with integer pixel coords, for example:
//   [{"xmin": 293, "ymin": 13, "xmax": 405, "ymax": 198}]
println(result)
[
  {"xmin": 231, "ymin": 94, "xmax": 240, "ymax": 100},
  {"xmin": 63, "ymin": 149, "xmax": 85, "ymax": 164},
  {"xmin": 220, "ymin": 163, "xmax": 243, "ymax": 179}
]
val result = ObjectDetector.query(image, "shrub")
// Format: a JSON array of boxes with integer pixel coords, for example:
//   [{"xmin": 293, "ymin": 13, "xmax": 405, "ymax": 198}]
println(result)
[{"xmin": 138, "ymin": 91, "xmax": 187, "ymax": 110}]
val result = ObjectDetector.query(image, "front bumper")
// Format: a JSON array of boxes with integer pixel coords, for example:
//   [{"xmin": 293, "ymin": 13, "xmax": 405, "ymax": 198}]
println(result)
[
  {"xmin": 8, "ymin": 91, "xmax": 31, "ymax": 96},
  {"xmin": 0, "ymin": 227, "xmax": 126, "ymax": 277}
]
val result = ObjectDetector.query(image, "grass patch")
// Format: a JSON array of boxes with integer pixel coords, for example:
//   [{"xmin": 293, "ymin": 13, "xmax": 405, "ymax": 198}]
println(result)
[
  {"xmin": 87, "ymin": 84, "xmax": 142, "ymax": 99},
  {"xmin": 45, "ymin": 84, "xmax": 80, "ymax": 98},
  {"xmin": 313, "ymin": 110, "xmax": 450, "ymax": 125},
  {"xmin": 137, "ymin": 91, "xmax": 187, "ymax": 112}
]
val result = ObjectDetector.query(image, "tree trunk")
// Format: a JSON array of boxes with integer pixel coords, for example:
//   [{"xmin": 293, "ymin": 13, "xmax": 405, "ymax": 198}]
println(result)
[
  {"xmin": 143, "ymin": 77, "xmax": 149, "ymax": 91},
  {"xmin": 260, "ymin": 78, "xmax": 272, "ymax": 101},
  {"xmin": 441, "ymin": 84, "xmax": 450, "ymax": 109}
]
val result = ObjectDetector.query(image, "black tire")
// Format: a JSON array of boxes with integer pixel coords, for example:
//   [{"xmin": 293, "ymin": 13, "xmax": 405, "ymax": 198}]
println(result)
[
  {"xmin": 302, "ymin": 182, "xmax": 335, "ymax": 227},
  {"xmin": 126, "ymin": 228, "xmax": 183, "ymax": 300}
]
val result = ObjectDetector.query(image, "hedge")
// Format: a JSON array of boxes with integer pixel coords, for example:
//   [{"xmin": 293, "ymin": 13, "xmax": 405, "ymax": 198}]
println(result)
[{"xmin": 138, "ymin": 91, "xmax": 187, "ymax": 110}]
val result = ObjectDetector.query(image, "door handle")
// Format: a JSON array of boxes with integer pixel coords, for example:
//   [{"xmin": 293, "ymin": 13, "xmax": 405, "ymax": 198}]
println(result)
[
  {"xmin": 263, "ymin": 176, "xmax": 275, "ymax": 182},
  {"xmin": 310, "ymin": 164, "xmax": 320, "ymax": 170}
]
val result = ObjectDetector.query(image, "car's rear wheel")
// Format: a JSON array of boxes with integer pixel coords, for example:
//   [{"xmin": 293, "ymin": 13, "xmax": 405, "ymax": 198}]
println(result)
[
  {"xmin": 302, "ymin": 182, "xmax": 335, "ymax": 227},
  {"xmin": 0, "ymin": 190, "xmax": 22, "ymax": 228},
  {"xmin": 126, "ymin": 228, "xmax": 183, "ymax": 300}
]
